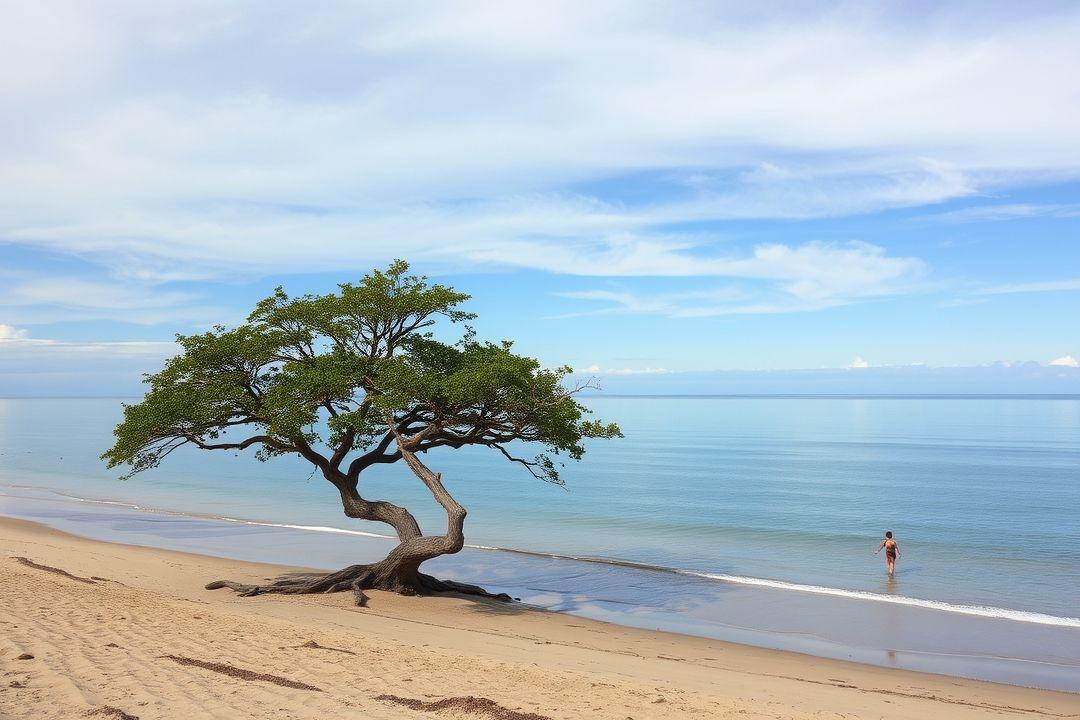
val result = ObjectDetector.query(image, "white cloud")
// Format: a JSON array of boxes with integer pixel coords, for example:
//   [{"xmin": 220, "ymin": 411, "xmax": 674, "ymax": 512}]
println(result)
[
  {"xmin": 1049, "ymin": 355, "xmax": 1079, "ymax": 368},
  {"xmin": 848, "ymin": 356, "xmax": 870, "ymax": 369},
  {"xmin": 1, "ymin": 2, "xmax": 1080, "ymax": 283},
  {"xmin": 0, "ymin": 324, "xmax": 29, "ymax": 340}
]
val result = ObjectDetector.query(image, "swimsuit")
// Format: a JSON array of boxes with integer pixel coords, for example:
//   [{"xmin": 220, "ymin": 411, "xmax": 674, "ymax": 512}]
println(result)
[{"xmin": 885, "ymin": 541, "xmax": 897, "ymax": 560}]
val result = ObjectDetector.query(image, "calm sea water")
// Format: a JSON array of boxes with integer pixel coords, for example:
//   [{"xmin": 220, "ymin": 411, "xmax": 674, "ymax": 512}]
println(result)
[{"xmin": 1, "ymin": 396, "xmax": 1078, "ymax": 619}]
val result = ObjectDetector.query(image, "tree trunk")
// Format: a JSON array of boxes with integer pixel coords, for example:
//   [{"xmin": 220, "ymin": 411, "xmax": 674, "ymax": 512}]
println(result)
[{"xmin": 206, "ymin": 424, "xmax": 511, "ymax": 605}]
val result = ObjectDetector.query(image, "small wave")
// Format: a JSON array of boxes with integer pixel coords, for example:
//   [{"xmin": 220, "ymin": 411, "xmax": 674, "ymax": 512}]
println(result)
[
  {"xmin": 684, "ymin": 572, "xmax": 1080, "ymax": 628},
  {"xmin": 12, "ymin": 486, "xmax": 400, "ymax": 541},
  {"xmin": 71, "ymin": 496, "xmax": 144, "ymax": 510},
  {"xmin": 214, "ymin": 517, "xmax": 395, "ymax": 541}
]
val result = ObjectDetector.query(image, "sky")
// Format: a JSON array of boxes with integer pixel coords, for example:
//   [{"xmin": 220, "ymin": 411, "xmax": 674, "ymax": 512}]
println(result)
[{"xmin": 1, "ymin": 1, "xmax": 1079, "ymax": 395}]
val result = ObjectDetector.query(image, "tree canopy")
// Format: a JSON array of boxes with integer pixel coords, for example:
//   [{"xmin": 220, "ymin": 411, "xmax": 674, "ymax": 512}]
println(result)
[{"xmin": 103, "ymin": 260, "xmax": 622, "ymax": 492}]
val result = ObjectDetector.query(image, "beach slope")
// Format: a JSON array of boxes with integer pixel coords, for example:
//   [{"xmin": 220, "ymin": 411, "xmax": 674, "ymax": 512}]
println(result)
[{"xmin": 2, "ymin": 517, "xmax": 1077, "ymax": 720}]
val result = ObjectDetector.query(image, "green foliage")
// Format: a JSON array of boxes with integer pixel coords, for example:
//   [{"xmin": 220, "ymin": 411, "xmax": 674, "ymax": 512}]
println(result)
[{"xmin": 103, "ymin": 260, "xmax": 621, "ymax": 485}]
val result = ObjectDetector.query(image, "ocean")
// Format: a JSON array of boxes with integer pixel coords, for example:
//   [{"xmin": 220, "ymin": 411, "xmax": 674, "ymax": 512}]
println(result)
[{"xmin": 2, "ymin": 396, "xmax": 1078, "ymax": 689}]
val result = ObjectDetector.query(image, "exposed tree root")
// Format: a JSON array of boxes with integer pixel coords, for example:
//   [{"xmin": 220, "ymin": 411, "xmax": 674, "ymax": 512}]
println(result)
[{"xmin": 206, "ymin": 562, "xmax": 512, "ymax": 605}]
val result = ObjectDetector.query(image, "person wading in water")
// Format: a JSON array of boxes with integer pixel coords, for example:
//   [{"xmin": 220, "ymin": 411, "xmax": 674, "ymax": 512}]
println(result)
[{"xmin": 875, "ymin": 531, "xmax": 901, "ymax": 578}]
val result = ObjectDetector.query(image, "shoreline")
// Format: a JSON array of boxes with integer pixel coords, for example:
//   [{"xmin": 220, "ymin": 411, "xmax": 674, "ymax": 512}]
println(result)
[
  {"xmin": 7, "ymin": 481, "xmax": 1078, "ymax": 629},
  {"xmin": 2, "ymin": 515, "xmax": 1078, "ymax": 719},
  {"xmin": 3, "ymin": 484, "xmax": 1080, "ymax": 694}
]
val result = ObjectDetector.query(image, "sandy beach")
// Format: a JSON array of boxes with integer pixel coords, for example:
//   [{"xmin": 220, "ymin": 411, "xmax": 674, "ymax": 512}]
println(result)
[{"xmin": 2, "ymin": 517, "xmax": 1077, "ymax": 720}]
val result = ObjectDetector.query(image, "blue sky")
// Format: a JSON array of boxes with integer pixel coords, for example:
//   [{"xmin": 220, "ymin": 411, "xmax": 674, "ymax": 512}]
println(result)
[{"xmin": 1, "ymin": 2, "xmax": 1079, "ymax": 395}]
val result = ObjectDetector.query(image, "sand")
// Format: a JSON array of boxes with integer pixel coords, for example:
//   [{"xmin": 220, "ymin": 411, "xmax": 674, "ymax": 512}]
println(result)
[{"xmin": 1, "ymin": 517, "xmax": 1077, "ymax": 720}]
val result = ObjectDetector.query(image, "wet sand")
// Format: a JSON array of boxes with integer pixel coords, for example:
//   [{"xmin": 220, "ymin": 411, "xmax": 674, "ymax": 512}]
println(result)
[
  {"xmin": 3, "ymin": 485, "xmax": 1079, "ymax": 692},
  {"xmin": 2, "ymin": 516, "xmax": 1078, "ymax": 719}
]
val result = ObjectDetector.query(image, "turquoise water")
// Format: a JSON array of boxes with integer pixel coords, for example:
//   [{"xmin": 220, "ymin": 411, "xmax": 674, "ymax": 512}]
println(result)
[{"xmin": 1, "ymin": 396, "xmax": 1078, "ymax": 619}]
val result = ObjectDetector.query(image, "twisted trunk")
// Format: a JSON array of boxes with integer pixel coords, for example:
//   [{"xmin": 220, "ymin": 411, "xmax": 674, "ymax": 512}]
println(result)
[{"xmin": 206, "ymin": 428, "xmax": 510, "ymax": 604}]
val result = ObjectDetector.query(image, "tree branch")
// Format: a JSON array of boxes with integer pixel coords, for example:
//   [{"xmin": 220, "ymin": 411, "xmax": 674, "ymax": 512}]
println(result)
[
  {"xmin": 329, "ymin": 428, "xmax": 355, "ymax": 469},
  {"xmin": 187, "ymin": 434, "xmax": 293, "ymax": 453},
  {"xmin": 490, "ymin": 443, "xmax": 544, "ymax": 479},
  {"xmin": 345, "ymin": 408, "xmax": 423, "ymax": 480},
  {"xmin": 291, "ymin": 435, "xmax": 333, "ymax": 473}
]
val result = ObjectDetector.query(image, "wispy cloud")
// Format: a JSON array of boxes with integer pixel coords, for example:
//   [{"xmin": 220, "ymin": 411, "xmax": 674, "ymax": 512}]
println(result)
[
  {"xmin": 924, "ymin": 203, "xmax": 1080, "ymax": 223},
  {"xmin": 0, "ymin": 271, "xmax": 225, "ymax": 325},
  {"xmin": 553, "ymin": 241, "xmax": 925, "ymax": 317},
  {"xmin": 0, "ymin": 276, "xmax": 195, "ymax": 309},
  {"xmin": 575, "ymin": 364, "xmax": 670, "ymax": 375},
  {"xmin": 0, "ymin": 332, "xmax": 178, "ymax": 359},
  {"xmin": 974, "ymin": 278, "xmax": 1080, "ymax": 296},
  {"xmin": 1049, "ymin": 355, "xmax": 1079, "ymax": 368},
  {"xmin": 2, "ymin": 2, "xmax": 1080, "ymax": 286}
]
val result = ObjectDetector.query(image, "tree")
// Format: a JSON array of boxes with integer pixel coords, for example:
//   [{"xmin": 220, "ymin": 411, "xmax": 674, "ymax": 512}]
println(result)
[{"xmin": 103, "ymin": 261, "xmax": 621, "ymax": 604}]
